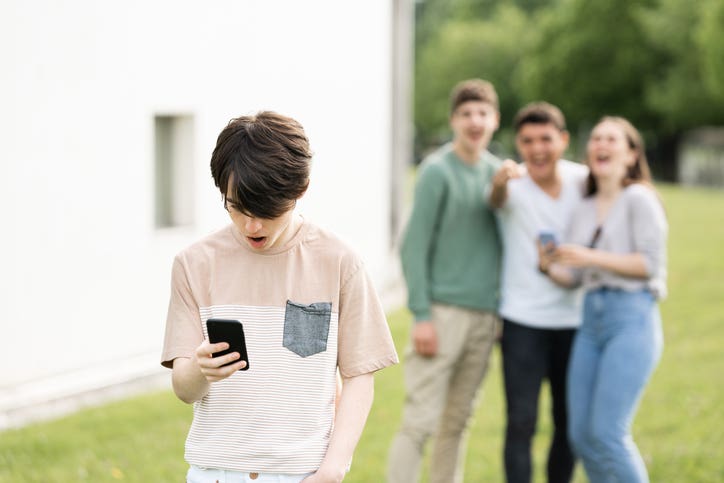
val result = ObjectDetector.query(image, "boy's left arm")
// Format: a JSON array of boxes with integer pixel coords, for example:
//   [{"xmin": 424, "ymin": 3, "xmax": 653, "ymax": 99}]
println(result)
[{"xmin": 303, "ymin": 372, "xmax": 374, "ymax": 483}]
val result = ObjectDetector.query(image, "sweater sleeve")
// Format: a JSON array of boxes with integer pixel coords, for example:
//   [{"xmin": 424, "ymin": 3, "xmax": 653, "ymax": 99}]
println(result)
[
  {"xmin": 564, "ymin": 203, "xmax": 589, "ymax": 288},
  {"xmin": 628, "ymin": 185, "xmax": 668, "ymax": 278},
  {"xmin": 400, "ymin": 162, "xmax": 447, "ymax": 322}
]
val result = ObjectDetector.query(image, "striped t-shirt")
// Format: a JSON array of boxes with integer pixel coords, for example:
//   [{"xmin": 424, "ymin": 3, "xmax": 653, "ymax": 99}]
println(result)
[{"xmin": 161, "ymin": 219, "xmax": 398, "ymax": 474}]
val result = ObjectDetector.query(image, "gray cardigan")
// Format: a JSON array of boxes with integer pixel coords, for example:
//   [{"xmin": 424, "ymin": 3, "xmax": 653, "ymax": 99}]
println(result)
[{"xmin": 567, "ymin": 183, "xmax": 668, "ymax": 299}]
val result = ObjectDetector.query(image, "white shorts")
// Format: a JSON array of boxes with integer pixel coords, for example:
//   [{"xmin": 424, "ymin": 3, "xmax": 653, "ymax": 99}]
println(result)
[{"xmin": 187, "ymin": 465, "xmax": 314, "ymax": 483}]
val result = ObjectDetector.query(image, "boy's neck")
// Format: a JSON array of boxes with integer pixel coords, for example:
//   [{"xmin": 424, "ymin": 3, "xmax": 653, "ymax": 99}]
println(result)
[
  {"xmin": 452, "ymin": 142, "xmax": 485, "ymax": 165},
  {"xmin": 278, "ymin": 213, "xmax": 303, "ymax": 248},
  {"xmin": 532, "ymin": 168, "xmax": 562, "ymax": 198}
]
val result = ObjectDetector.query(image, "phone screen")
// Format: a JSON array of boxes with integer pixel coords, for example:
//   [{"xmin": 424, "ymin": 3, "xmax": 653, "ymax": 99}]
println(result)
[
  {"xmin": 206, "ymin": 318, "xmax": 250, "ymax": 370},
  {"xmin": 538, "ymin": 231, "xmax": 557, "ymax": 248}
]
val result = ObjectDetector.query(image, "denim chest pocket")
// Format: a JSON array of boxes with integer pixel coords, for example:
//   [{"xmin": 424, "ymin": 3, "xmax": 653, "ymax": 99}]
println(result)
[{"xmin": 283, "ymin": 300, "xmax": 332, "ymax": 357}]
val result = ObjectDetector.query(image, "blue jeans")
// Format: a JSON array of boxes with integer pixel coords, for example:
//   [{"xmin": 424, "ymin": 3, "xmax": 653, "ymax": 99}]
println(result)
[{"xmin": 567, "ymin": 288, "xmax": 663, "ymax": 483}]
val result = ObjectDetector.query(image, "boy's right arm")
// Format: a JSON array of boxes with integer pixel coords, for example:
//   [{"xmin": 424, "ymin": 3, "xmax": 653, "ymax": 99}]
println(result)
[
  {"xmin": 489, "ymin": 159, "xmax": 524, "ymax": 208},
  {"xmin": 400, "ymin": 164, "xmax": 445, "ymax": 325},
  {"xmin": 172, "ymin": 340, "xmax": 247, "ymax": 403},
  {"xmin": 304, "ymin": 373, "xmax": 375, "ymax": 483}
]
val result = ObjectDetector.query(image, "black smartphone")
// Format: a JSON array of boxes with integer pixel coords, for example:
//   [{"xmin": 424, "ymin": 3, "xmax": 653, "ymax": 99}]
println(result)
[{"xmin": 206, "ymin": 318, "xmax": 250, "ymax": 370}]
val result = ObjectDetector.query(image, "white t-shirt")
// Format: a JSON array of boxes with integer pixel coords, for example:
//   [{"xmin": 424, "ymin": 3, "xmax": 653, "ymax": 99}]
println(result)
[{"xmin": 495, "ymin": 160, "xmax": 589, "ymax": 329}]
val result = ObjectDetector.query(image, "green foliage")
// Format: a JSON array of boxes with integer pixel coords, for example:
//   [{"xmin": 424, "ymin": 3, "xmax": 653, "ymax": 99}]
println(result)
[
  {"xmin": 415, "ymin": 0, "xmax": 458, "ymax": 50},
  {"xmin": 2, "ymin": 184, "xmax": 724, "ymax": 481},
  {"xmin": 516, "ymin": 0, "xmax": 664, "ymax": 129},
  {"xmin": 640, "ymin": 0, "xmax": 724, "ymax": 130},
  {"xmin": 452, "ymin": 0, "xmax": 551, "ymax": 19},
  {"xmin": 413, "ymin": 0, "xmax": 724, "ymax": 171},
  {"xmin": 697, "ymin": 0, "xmax": 724, "ymax": 102},
  {"xmin": 415, "ymin": 5, "xmax": 532, "ymax": 153}
]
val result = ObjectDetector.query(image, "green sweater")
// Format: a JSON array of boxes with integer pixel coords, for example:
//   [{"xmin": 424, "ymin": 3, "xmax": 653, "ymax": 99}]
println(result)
[{"xmin": 401, "ymin": 144, "xmax": 502, "ymax": 321}]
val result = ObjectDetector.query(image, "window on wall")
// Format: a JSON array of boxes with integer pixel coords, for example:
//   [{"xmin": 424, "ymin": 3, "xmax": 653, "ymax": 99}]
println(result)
[{"xmin": 154, "ymin": 115, "xmax": 194, "ymax": 228}]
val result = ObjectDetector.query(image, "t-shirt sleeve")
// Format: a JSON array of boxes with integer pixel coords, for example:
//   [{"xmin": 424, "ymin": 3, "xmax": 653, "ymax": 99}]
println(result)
[
  {"xmin": 160, "ymin": 254, "xmax": 204, "ymax": 368},
  {"xmin": 336, "ymin": 261, "xmax": 399, "ymax": 378}
]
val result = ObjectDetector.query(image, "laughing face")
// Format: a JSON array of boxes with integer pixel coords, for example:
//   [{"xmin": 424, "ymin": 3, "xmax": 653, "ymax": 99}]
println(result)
[
  {"xmin": 515, "ymin": 122, "xmax": 569, "ymax": 184},
  {"xmin": 450, "ymin": 100, "xmax": 499, "ymax": 162},
  {"xmin": 586, "ymin": 119, "xmax": 636, "ymax": 183}
]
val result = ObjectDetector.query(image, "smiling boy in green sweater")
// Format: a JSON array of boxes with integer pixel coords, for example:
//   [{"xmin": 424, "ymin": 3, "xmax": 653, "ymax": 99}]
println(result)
[{"xmin": 387, "ymin": 79, "xmax": 503, "ymax": 483}]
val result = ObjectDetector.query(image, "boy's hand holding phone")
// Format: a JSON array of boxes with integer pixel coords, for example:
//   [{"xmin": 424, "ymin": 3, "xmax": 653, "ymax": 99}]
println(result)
[
  {"xmin": 538, "ymin": 230, "xmax": 557, "ymax": 251},
  {"xmin": 195, "ymin": 340, "xmax": 247, "ymax": 382},
  {"xmin": 537, "ymin": 231, "xmax": 558, "ymax": 275},
  {"xmin": 195, "ymin": 319, "xmax": 250, "ymax": 382}
]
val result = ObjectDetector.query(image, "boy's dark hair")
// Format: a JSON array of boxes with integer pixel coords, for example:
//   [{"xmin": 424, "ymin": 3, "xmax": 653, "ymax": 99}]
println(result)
[
  {"xmin": 449, "ymin": 79, "xmax": 499, "ymax": 114},
  {"xmin": 513, "ymin": 102, "xmax": 567, "ymax": 132},
  {"xmin": 210, "ymin": 111, "xmax": 312, "ymax": 219}
]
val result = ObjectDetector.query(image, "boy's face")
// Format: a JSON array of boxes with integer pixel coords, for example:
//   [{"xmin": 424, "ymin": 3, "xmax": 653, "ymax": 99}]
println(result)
[
  {"xmin": 450, "ymin": 100, "xmax": 499, "ymax": 158},
  {"xmin": 515, "ymin": 122, "xmax": 569, "ymax": 184},
  {"xmin": 225, "ymin": 183, "xmax": 298, "ymax": 252}
]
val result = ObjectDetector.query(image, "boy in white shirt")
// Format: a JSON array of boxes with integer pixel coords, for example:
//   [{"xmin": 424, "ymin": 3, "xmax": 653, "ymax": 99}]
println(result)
[{"xmin": 489, "ymin": 102, "xmax": 588, "ymax": 483}]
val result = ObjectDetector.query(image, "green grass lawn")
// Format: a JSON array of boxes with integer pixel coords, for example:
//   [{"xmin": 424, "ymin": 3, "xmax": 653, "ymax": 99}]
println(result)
[{"xmin": 2, "ymin": 184, "xmax": 723, "ymax": 482}]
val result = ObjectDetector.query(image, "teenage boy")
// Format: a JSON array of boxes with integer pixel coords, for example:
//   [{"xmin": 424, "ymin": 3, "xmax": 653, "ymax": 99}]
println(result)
[
  {"xmin": 161, "ymin": 111, "xmax": 398, "ymax": 483},
  {"xmin": 387, "ymin": 79, "xmax": 502, "ymax": 483},
  {"xmin": 489, "ymin": 102, "xmax": 588, "ymax": 483}
]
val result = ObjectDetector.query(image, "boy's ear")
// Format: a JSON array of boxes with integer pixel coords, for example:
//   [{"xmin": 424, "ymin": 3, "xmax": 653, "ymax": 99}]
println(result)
[{"xmin": 561, "ymin": 130, "xmax": 571, "ymax": 146}]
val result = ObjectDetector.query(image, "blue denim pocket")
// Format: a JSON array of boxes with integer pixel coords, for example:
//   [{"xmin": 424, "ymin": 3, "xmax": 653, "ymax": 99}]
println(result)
[{"xmin": 283, "ymin": 300, "xmax": 332, "ymax": 357}]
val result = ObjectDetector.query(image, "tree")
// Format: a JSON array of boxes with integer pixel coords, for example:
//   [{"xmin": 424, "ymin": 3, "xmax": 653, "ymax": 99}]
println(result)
[
  {"xmin": 641, "ymin": 0, "xmax": 724, "ymax": 131},
  {"xmin": 411, "ymin": 0, "xmax": 724, "ymax": 179},
  {"xmin": 698, "ymin": 0, "xmax": 724, "ymax": 103},
  {"xmin": 414, "ymin": 5, "xmax": 531, "ymax": 156},
  {"xmin": 515, "ymin": 0, "xmax": 664, "ymax": 131}
]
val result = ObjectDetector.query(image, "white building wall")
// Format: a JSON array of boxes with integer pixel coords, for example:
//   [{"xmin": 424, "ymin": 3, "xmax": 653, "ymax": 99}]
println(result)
[{"xmin": 0, "ymin": 0, "xmax": 402, "ymax": 426}]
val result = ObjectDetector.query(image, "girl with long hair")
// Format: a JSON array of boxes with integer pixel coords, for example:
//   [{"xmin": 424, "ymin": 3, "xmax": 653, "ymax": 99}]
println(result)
[{"xmin": 538, "ymin": 116, "xmax": 667, "ymax": 482}]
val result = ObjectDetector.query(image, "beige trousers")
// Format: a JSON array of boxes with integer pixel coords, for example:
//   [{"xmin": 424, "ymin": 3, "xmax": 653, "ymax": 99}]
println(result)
[{"xmin": 387, "ymin": 303, "xmax": 500, "ymax": 483}]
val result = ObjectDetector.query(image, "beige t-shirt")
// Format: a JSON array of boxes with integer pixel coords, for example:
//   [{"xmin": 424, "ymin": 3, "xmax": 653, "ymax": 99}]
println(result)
[{"xmin": 161, "ymin": 219, "xmax": 398, "ymax": 474}]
